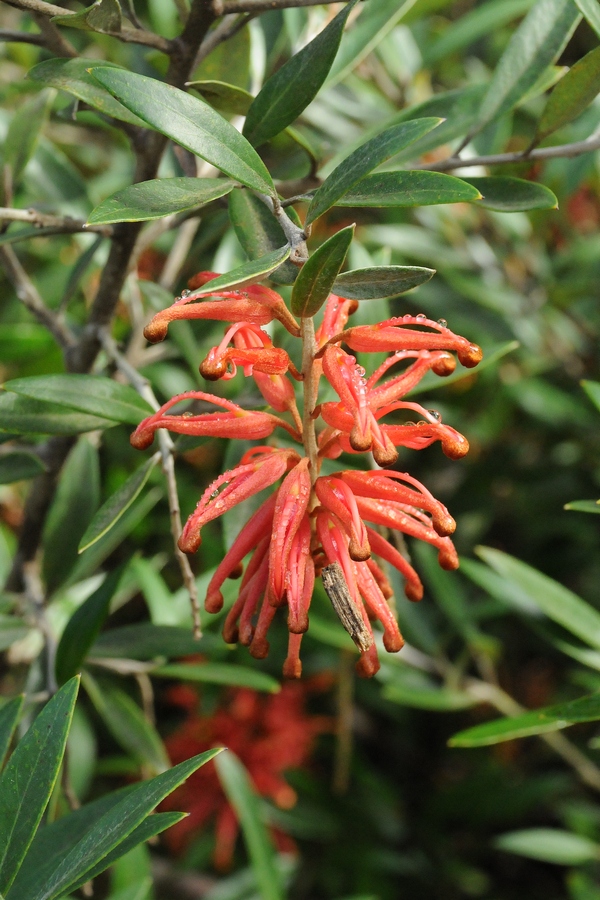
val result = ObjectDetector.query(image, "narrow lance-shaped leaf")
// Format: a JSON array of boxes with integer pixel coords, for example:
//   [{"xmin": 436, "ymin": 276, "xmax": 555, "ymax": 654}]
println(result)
[
  {"xmin": 462, "ymin": 177, "xmax": 558, "ymax": 211},
  {"xmin": 52, "ymin": 0, "xmax": 121, "ymax": 32},
  {"xmin": 494, "ymin": 829, "xmax": 600, "ymax": 865},
  {"xmin": 215, "ymin": 752, "xmax": 284, "ymax": 900},
  {"xmin": 476, "ymin": 0, "xmax": 581, "ymax": 132},
  {"xmin": 243, "ymin": 0, "xmax": 359, "ymax": 148},
  {"xmin": 228, "ymin": 189, "xmax": 300, "ymax": 285},
  {"xmin": 449, "ymin": 692, "xmax": 600, "ymax": 747},
  {"xmin": 582, "ymin": 379, "xmax": 600, "ymax": 413},
  {"xmin": 4, "ymin": 90, "xmax": 52, "ymax": 188},
  {"xmin": 79, "ymin": 454, "xmax": 160, "ymax": 553},
  {"xmin": 306, "ymin": 118, "xmax": 443, "ymax": 224},
  {"xmin": 28, "ymin": 748, "xmax": 222, "ymax": 900},
  {"xmin": 151, "ymin": 663, "xmax": 281, "ymax": 693},
  {"xmin": 55, "ymin": 567, "xmax": 123, "ymax": 684},
  {"xmin": 4, "ymin": 375, "xmax": 153, "ymax": 426},
  {"xmin": 91, "ymin": 69, "xmax": 275, "ymax": 196},
  {"xmin": 27, "ymin": 59, "xmax": 147, "ymax": 128},
  {"xmin": 188, "ymin": 245, "xmax": 292, "ymax": 297},
  {"xmin": 291, "ymin": 225, "xmax": 354, "ymax": 318},
  {"xmin": 0, "ymin": 452, "xmax": 46, "ymax": 485},
  {"xmin": 335, "ymin": 171, "xmax": 482, "ymax": 208},
  {"xmin": 574, "ymin": 0, "xmax": 600, "ymax": 37},
  {"xmin": 536, "ymin": 46, "xmax": 600, "ymax": 143},
  {"xmin": 188, "ymin": 80, "xmax": 253, "ymax": 115},
  {"xmin": 91, "ymin": 623, "xmax": 214, "ymax": 660},
  {"xmin": 423, "ymin": 0, "xmax": 536, "ymax": 66},
  {"xmin": 88, "ymin": 178, "xmax": 236, "ymax": 225},
  {"xmin": 0, "ymin": 393, "xmax": 114, "ymax": 436},
  {"xmin": 0, "ymin": 677, "xmax": 79, "ymax": 894},
  {"xmin": 333, "ymin": 265, "xmax": 435, "ymax": 299},
  {"xmin": 564, "ymin": 499, "xmax": 600, "ymax": 513},
  {"xmin": 0, "ymin": 698, "xmax": 23, "ymax": 769},
  {"xmin": 476, "ymin": 546, "xmax": 600, "ymax": 650}
]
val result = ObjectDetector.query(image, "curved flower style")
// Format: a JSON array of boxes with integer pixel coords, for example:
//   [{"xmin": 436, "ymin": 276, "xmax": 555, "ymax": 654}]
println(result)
[{"xmin": 132, "ymin": 272, "xmax": 482, "ymax": 678}]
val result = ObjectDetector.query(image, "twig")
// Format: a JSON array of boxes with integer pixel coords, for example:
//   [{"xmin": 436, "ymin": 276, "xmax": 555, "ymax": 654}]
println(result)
[
  {"xmin": 214, "ymin": 0, "xmax": 354, "ymax": 12},
  {"xmin": 22, "ymin": 561, "xmax": 57, "ymax": 695},
  {"xmin": 1, "ymin": 0, "xmax": 173, "ymax": 53},
  {"xmin": 97, "ymin": 329, "xmax": 202, "ymax": 638},
  {"xmin": 258, "ymin": 192, "xmax": 309, "ymax": 263},
  {"xmin": 415, "ymin": 131, "xmax": 600, "ymax": 172},
  {"xmin": 0, "ymin": 245, "xmax": 76, "ymax": 351},
  {"xmin": 31, "ymin": 12, "xmax": 77, "ymax": 56},
  {"xmin": 0, "ymin": 28, "xmax": 46, "ymax": 44},
  {"xmin": 0, "ymin": 206, "xmax": 112, "ymax": 236},
  {"xmin": 159, "ymin": 216, "xmax": 201, "ymax": 291}
]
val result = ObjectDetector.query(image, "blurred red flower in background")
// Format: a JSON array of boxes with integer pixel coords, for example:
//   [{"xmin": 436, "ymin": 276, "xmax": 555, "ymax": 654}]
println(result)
[{"xmin": 162, "ymin": 681, "xmax": 332, "ymax": 869}]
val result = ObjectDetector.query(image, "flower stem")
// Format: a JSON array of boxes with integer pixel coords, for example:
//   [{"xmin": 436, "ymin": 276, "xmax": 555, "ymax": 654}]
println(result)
[{"xmin": 300, "ymin": 315, "xmax": 319, "ymax": 485}]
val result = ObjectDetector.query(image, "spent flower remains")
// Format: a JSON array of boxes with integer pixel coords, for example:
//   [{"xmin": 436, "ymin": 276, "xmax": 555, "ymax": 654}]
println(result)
[{"xmin": 131, "ymin": 268, "xmax": 482, "ymax": 678}]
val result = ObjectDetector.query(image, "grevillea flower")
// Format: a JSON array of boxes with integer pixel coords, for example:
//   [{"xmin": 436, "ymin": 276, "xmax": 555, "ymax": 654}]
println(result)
[
  {"xmin": 162, "ymin": 683, "xmax": 331, "ymax": 869},
  {"xmin": 131, "ymin": 271, "xmax": 482, "ymax": 677}
]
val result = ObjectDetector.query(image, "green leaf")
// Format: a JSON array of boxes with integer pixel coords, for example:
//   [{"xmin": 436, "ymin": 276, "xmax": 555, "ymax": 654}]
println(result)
[
  {"xmin": 450, "ymin": 692, "xmax": 600, "ymax": 747},
  {"xmin": 476, "ymin": 546, "xmax": 600, "ymax": 650},
  {"xmin": 382, "ymin": 669, "xmax": 476, "ymax": 711},
  {"xmin": 333, "ymin": 265, "xmax": 435, "ymax": 299},
  {"xmin": 43, "ymin": 439, "xmax": 100, "ymax": 593},
  {"xmin": 423, "ymin": 0, "xmax": 536, "ymax": 65},
  {"xmin": 215, "ymin": 752, "xmax": 283, "ymax": 900},
  {"xmin": 152, "ymin": 663, "xmax": 280, "ymax": 693},
  {"xmin": 335, "ymin": 170, "xmax": 481, "ymax": 208},
  {"xmin": 88, "ymin": 177, "xmax": 235, "ymax": 225},
  {"xmin": 0, "ymin": 698, "xmax": 23, "ymax": 769},
  {"xmin": 574, "ymin": 0, "xmax": 600, "ymax": 37},
  {"xmin": 536, "ymin": 46, "xmax": 600, "ymax": 142},
  {"xmin": 4, "ymin": 376, "xmax": 153, "ymax": 426},
  {"xmin": 306, "ymin": 118, "xmax": 442, "ymax": 224},
  {"xmin": 28, "ymin": 59, "xmax": 147, "ymax": 128},
  {"xmin": 228, "ymin": 190, "xmax": 299, "ymax": 285},
  {"xmin": 565, "ymin": 499, "xmax": 600, "ymax": 513},
  {"xmin": 82, "ymin": 673, "xmax": 170, "ymax": 775},
  {"xmin": 79, "ymin": 455, "xmax": 159, "ymax": 554},
  {"xmin": 582, "ymin": 379, "xmax": 600, "ymax": 413},
  {"xmin": 4, "ymin": 90, "xmax": 52, "ymax": 187},
  {"xmin": 188, "ymin": 80, "xmax": 252, "ymax": 115},
  {"xmin": 327, "ymin": 0, "xmax": 417, "ymax": 86},
  {"xmin": 494, "ymin": 829, "xmax": 600, "ymax": 865},
  {"xmin": 0, "ymin": 452, "xmax": 46, "ymax": 484},
  {"xmin": 91, "ymin": 69, "xmax": 275, "ymax": 196},
  {"xmin": 52, "ymin": 0, "xmax": 121, "ymax": 32},
  {"xmin": 462, "ymin": 176, "xmax": 558, "ymax": 211},
  {"xmin": 243, "ymin": 0, "xmax": 358, "ymax": 148},
  {"xmin": 191, "ymin": 245, "xmax": 292, "ymax": 295},
  {"xmin": 55, "ymin": 568, "xmax": 123, "ymax": 685},
  {"xmin": 0, "ymin": 678, "xmax": 79, "ymax": 895},
  {"xmin": 26, "ymin": 748, "xmax": 222, "ymax": 900},
  {"xmin": 476, "ymin": 0, "xmax": 581, "ymax": 131},
  {"xmin": 291, "ymin": 225, "xmax": 354, "ymax": 317},
  {"xmin": 0, "ymin": 392, "xmax": 113, "ymax": 436},
  {"xmin": 91, "ymin": 624, "xmax": 211, "ymax": 660}
]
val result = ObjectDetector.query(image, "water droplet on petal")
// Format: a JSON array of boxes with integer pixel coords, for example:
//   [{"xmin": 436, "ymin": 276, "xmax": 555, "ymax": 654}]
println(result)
[
  {"xmin": 428, "ymin": 409, "xmax": 441, "ymax": 421},
  {"xmin": 437, "ymin": 318, "xmax": 448, "ymax": 328},
  {"xmin": 356, "ymin": 365, "xmax": 366, "ymax": 377},
  {"xmin": 181, "ymin": 289, "xmax": 191, "ymax": 298},
  {"xmin": 416, "ymin": 313, "xmax": 426, "ymax": 322}
]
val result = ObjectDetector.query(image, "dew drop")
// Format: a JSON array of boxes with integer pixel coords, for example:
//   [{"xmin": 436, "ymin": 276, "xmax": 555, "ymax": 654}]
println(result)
[
  {"xmin": 355, "ymin": 365, "xmax": 366, "ymax": 377},
  {"xmin": 181, "ymin": 289, "xmax": 191, "ymax": 298},
  {"xmin": 416, "ymin": 313, "xmax": 426, "ymax": 322},
  {"xmin": 428, "ymin": 409, "xmax": 441, "ymax": 421},
  {"xmin": 437, "ymin": 318, "xmax": 448, "ymax": 328}
]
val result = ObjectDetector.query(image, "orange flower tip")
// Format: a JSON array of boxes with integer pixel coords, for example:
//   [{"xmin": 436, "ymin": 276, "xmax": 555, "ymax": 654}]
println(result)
[
  {"xmin": 442, "ymin": 436, "xmax": 470, "ymax": 460},
  {"xmin": 356, "ymin": 654, "xmax": 380, "ymax": 678},
  {"xmin": 349, "ymin": 429, "xmax": 372, "ymax": 452},
  {"xmin": 227, "ymin": 563, "xmax": 244, "ymax": 580},
  {"xmin": 405, "ymin": 581, "xmax": 424, "ymax": 602},
  {"xmin": 199, "ymin": 359, "xmax": 226, "ymax": 381},
  {"xmin": 372, "ymin": 444, "xmax": 399, "ymax": 467},
  {"xmin": 457, "ymin": 343, "xmax": 483, "ymax": 368},
  {"xmin": 349, "ymin": 541, "xmax": 371, "ymax": 562},
  {"xmin": 239, "ymin": 622, "xmax": 254, "ymax": 645},
  {"xmin": 432, "ymin": 513, "xmax": 456, "ymax": 537},
  {"xmin": 439, "ymin": 547, "xmax": 459, "ymax": 571},
  {"xmin": 143, "ymin": 319, "xmax": 168, "ymax": 344},
  {"xmin": 205, "ymin": 591, "xmax": 223, "ymax": 613},
  {"xmin": 222, "ymin": 622, "xmax": 239, "ymax": 643},
  {"xmin": 249, "ymin": 636, "xmax": 270, "ymax": 659},
  {"xmin": 383, "ymin": 631, "xmax": 404, "ymax": 653},
  {"xmin": 178, "ymin": 532, "xmax": 201, "ymax": 555},
  {"xmin": 432, "ymin": 353, "xmax": 456, "ymax": 376},
  {"xmin": 130, "ymin": 429, "xmax": 155, "ymax": 450},
  {"xmin": 283, "ymin": 657, "xmax": 302, "ymax": 679},
  {"xmin": 347, "ymin": 299, "xmax": 359, "ymax": 315}
]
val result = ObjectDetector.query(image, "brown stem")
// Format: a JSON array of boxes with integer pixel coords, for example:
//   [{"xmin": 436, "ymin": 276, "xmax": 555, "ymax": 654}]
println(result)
[{"xmin": 214, "ymin": 0, "xmax": 354, "ymax": 12}]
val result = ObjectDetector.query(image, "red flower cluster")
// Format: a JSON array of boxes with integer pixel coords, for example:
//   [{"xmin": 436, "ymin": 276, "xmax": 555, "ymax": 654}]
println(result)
[
  {"xmin": 162, "ymin": 683, "xmax": 331, "ymax": 868},
  {"xmin": 131, "ymin": 273, "xmax": 482, "ymax": 677}
]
